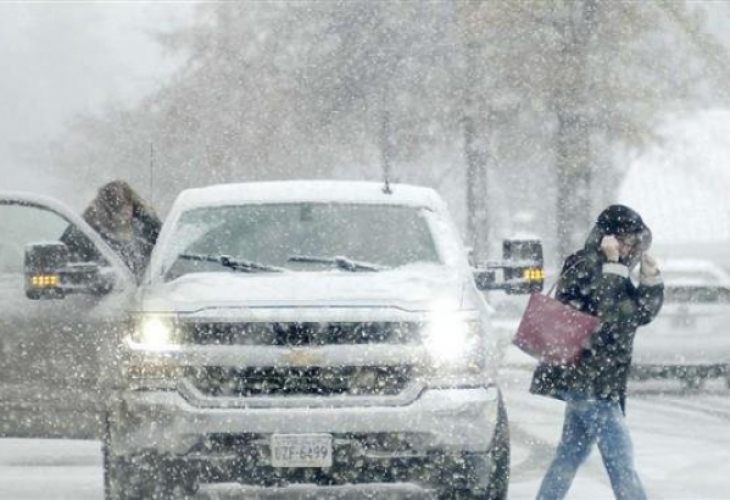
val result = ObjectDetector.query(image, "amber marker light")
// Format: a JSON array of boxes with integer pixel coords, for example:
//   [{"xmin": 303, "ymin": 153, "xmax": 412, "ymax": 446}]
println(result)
[
  {"xmin": 522, "ymin": 268, "xmax": 545, "ymax": 281},
  {"xmin": 30, "ymin": 274, "xmax": 59, "ymax": 286}
]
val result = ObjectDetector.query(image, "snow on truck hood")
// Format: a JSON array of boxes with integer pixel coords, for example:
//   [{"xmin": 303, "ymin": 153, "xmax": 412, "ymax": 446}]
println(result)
[{"xmin": 139, "ymin": 265, "xmax": 472, "ymax": 315}]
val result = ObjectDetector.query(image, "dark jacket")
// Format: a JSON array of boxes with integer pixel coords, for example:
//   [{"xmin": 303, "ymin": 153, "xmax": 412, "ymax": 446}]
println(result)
[
  {"xmin": 100, "ymin": 211, "xmax": 161, "ymax": 278},
  {"xmin": 530, "ymin": 206, "xmax": 664, "ymax": 412},
  {"xmin": 60, "ymin": 208, "xmax": 161, "ymax": 279}
]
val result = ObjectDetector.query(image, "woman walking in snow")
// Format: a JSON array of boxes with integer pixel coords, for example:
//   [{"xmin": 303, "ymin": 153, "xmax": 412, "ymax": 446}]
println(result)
[{"xmin": 532, "ymin": 205, "xmax": 664, "ymax": 500}]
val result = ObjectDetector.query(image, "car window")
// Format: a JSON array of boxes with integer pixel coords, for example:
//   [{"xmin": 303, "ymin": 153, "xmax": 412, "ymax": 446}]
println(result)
[
  {"xmin": 664, "ymin": 285, "xmax": 730, "ymax": 304},
  {"xmin": 662, "ymin": 270, "xmax": 725, "ymax": 285},
  {"xmin": 163, "ymin": 203, "xmax": 440, "ymax": 280}
]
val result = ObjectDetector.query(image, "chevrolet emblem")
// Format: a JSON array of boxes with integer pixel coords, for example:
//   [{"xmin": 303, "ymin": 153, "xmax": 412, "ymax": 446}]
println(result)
[{"xmin": 281, "ymin": 349, "xmax": 323, "ymax": 366}]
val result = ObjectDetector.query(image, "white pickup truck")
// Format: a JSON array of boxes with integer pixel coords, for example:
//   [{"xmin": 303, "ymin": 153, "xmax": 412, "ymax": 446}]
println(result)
[{"xmin": 2, "ymin": 181, "xmax": 543, "ymax": 499}]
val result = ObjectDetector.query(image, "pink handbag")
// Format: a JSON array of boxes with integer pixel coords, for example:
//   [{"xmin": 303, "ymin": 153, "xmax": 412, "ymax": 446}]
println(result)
[{"xmin": 512, "ymin": 264, "xmax": 600, "ymax": 365}]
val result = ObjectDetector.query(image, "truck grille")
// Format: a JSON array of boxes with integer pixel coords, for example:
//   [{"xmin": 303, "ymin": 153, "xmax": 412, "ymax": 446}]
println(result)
[
  {"xmin": 180, "ymin": 322, "xmax": 421, "ymax": 346},
  {"xmin": 185, "ymin": 366, "xmax": 413, "ymax": 397}
]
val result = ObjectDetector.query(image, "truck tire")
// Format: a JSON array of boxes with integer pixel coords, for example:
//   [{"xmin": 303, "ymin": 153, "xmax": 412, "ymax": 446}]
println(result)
[
  {"xmin": 104, "ymin": 444, "xmax": 146, "ymax": 500},
  {"xmin": 103, "ymin": 416, "xmax": 183, "ymax": 500},
  {"xmin": 484, "ymin": 397, "xmax": 510, "ymax": 500},
  {"xmin": 104, "ymin": 447, "xmax": 187, "ymax": 500},
  {"xmin": 439, "ymin": 395, "xmax": 510, "ymax": 500}
]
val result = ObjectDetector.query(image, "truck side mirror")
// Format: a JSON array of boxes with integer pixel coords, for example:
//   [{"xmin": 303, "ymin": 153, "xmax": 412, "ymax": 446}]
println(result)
[
  {"xmin": 25, "ymin": 242, "xmax": 68, "ymax": 300},
  {"xmin": 473, "ymin": 239, "xmax": 544, "ymax": 294},
  {"xmin": 25, "ymin": 242, "xmax": 113, "ymax": 300},
  {"xmin": 502, "ymin": 239, "xmax": 544, "ymax": 295}
]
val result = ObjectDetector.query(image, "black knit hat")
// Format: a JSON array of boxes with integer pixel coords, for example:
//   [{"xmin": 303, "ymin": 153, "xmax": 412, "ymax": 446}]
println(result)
[{"xmin": 596, "ymin": 204, "xmax": 646, "ymax": 236}]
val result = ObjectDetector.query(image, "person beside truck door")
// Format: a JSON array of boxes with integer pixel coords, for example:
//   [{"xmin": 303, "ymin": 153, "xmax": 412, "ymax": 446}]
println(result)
[{"xmin": 61, "ymin": 180, "xmax": 161, "ymax": 278}]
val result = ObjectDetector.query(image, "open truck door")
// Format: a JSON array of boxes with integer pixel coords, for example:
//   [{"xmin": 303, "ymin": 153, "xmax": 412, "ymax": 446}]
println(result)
[{"xmin": 0, "ymin": 193, "xmax": 135, "ymax": 438}]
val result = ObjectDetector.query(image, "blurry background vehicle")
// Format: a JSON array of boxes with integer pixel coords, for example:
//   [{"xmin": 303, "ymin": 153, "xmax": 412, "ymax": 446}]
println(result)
[{"xmin": 631, "ymin": 259, "xmax": 730, "ymax": 389}]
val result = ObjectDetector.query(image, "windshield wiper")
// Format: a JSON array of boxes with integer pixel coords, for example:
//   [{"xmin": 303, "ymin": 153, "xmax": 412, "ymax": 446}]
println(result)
[
  {"xmin": 288, "ymin": 255, "xmax": 387, "ymax": 272},
  {"xmin": 179, "ymin": 253, "xmax": 286, "ymax": 273}
]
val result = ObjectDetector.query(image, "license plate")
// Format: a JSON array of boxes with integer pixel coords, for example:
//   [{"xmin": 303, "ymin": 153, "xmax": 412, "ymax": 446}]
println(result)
[{"xmin": 270, "ymin": 434, "xmax": 333, "ymax": 468}]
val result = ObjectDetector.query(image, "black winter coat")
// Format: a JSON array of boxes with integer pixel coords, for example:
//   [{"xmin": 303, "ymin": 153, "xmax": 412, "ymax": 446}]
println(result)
[{"xmin": 529, "ymin": 223, "xmax": 664, "ymax": 413}]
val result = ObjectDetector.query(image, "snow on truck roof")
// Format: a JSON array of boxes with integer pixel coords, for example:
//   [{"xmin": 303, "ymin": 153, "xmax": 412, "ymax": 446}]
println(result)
[{"xmin": 172, "ymin": 181, "xmax": 447, "ymax": 212}]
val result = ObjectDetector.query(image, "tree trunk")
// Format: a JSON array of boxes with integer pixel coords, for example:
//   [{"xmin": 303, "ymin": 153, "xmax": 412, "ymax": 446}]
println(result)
[
  {"xmin": 464, "ymin": 112, "xmax": 488, "ymax": 258},
  {"xmin": 556, "ymin": 111, "xmax": 590, "ymax": 260},
  {"xmin": 455, "ymin": 2, "xmax": 491, "ymax": 262},
  {"xmin": 554, "ymin": 0, "xmax": 598, "ymax": 261}
]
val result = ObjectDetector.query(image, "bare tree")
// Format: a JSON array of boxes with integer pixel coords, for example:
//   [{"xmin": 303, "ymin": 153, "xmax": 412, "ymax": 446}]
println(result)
[{"xmin": 49, "ymin": 0, "xmax": 720, "ymax": 245}]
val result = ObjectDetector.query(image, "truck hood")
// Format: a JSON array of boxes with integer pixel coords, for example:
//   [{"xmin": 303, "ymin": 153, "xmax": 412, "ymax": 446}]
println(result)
[{"xmin": 140, "ymin": 264, "xmax": 472, "ymax": 314}]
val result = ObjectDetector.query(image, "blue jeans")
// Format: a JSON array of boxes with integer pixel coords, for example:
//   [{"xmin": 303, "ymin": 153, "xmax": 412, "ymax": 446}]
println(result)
[{"xmin": 536, "ymin": 398, "xmax": 647, "ymax": 500}]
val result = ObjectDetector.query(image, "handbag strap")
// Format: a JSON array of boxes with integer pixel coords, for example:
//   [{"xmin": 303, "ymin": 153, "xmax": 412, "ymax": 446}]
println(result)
[{"xmin": 546, "ymin": 257, "xmax": 585, "ymax": 297}]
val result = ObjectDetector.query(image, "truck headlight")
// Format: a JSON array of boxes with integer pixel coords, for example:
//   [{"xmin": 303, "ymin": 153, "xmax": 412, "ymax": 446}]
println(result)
[
  {"xmin": 422, "ymin": 314, "xmax": 484, "ymax": 373},
  {"xmin": 131, "ymin": 314, "xmax": 181, "ymax": 349}
]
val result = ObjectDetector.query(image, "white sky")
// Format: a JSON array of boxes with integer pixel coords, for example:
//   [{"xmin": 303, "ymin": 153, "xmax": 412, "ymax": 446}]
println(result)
[
  {"xmin": 0, "ymin": 1, "xmax": 196, "ymax": 191},
  {"xmin": 1, "ymin": 0, "xmax": 730, "ymax": 228},
  {"xmin": 620, "ymin": 109, "xmax": 730, "ymax": 245}
]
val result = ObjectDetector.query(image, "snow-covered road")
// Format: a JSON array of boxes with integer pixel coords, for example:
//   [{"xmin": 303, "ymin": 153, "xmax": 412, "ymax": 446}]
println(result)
[
  {"xmin": 504, "ymin": 366, "xmax": 730, "ymax": 499},
  {"xmin": 2, "ymin": 367, "xmax": 729, "ymax": 499}
]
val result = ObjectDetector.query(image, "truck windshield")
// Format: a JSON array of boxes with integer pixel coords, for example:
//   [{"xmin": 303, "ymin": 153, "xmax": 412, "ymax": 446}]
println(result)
[{"xmin": 163, "ymin": 203, "xmax": 440, "ymax": 280}]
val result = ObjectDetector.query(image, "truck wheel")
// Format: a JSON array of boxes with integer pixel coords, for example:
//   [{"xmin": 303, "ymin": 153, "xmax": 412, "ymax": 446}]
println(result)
[
  {"xmin": 105, "ymin": 448, "xmax": 187, "ymax": 500},
  {"xmin": 104, "ymin": 445, "xmax": 147, "ymax": 500},
  {"xmin": 439, "ymin": 395, "xmax": 510, "ymax": 500},
  {"xmin": 103, "ymin": 417, "xmax": 182, "ymax": 500},
  {"xmin": 484, "ymin": 396, "xmax": 510, "ymax": 500}
]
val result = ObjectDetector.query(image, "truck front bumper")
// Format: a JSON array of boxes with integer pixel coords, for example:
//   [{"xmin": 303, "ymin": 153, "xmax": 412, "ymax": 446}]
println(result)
[
  {"xmin": 108, "ymin": 386, "xmax": 501, "ymax": 458},
  {"xmin": 196, "ymin": 483, "xmax": 433, "ymax": 499}
]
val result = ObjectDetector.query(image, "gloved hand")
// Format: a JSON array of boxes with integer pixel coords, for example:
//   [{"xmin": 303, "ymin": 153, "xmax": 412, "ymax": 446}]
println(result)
[
  {"xmin": 600, "ymin": 235, "xmax": 620, "ymax": 262},
  {"xmin": 640, "ymin": 253, "xmax": 659, "ymax": 277}
]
